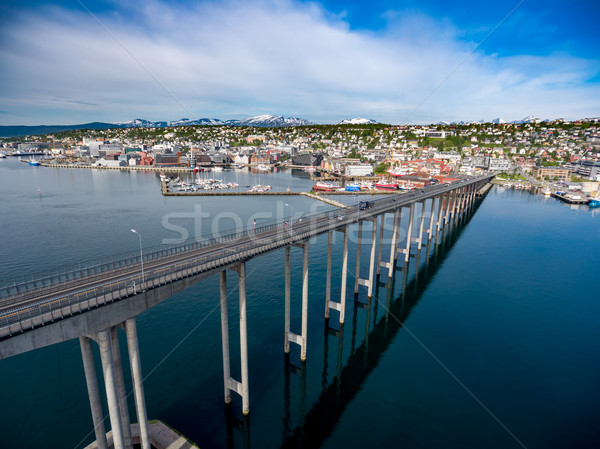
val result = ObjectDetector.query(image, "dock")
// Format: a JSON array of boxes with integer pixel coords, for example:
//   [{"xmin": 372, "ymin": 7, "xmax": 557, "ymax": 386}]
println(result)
[
  {"xmin": 476, "ymin": 183, "xmax": 493, "ymax": 197},
  {"xmin": 300, "ymin": 192, "xmax": 352, "ymax": 209},
  {"xmin": 550, "ymin": 193, "xmax": 589, "ymax": 204}
]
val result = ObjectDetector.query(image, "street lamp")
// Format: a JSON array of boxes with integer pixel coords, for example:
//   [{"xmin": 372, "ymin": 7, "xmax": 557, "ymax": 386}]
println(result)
[
  {"xmin": 131, "ymin": 229, "xmax": 145, "ymax": 287},
  {"xmin": 284, "ymin": 203, "xmax": 293, "ymax": 228}
]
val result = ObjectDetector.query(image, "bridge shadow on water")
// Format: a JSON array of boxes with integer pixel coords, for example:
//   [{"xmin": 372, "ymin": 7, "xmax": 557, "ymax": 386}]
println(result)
[{"xmin": 222, "ymin": 200, "xmax": 483, "ymax": 449}]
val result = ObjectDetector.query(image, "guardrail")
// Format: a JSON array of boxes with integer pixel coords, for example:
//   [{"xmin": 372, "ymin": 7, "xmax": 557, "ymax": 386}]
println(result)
[{"xmin": 0, "ymin": 175, "xmax": 494, "ymax": 338}]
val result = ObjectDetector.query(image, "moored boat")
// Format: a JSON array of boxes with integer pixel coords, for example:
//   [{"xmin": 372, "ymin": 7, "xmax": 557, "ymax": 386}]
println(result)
[
  {"xmin": 375, "ymin": 182, "xmax": 399, "ymax": 191},
  {"xmin": 313, "ymin": 182, "xmax": 340, "ymax": 192}
]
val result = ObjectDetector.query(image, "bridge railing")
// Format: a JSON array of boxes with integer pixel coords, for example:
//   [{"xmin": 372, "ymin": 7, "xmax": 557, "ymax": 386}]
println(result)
[{"xmin": 0, "ymin": 175, "xmax": 493, "ymax": 302}]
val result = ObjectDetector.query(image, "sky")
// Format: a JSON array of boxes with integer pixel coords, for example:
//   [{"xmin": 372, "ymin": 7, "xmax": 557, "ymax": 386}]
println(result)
[{"xmin": 0, "ymin": 0, "xmax": 599, "ymax": 125}]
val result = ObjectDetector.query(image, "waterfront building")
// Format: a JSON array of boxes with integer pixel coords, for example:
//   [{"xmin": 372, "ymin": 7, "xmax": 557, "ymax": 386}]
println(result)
[{"xmin": 532, "ymin": 166, "xmax": 572, "ymax": 181}]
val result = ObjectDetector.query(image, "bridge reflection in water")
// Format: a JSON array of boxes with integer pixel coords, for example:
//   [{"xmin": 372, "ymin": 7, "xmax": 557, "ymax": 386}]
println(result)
[{"xmin": 223, "ymin": 199, "xmax": 482, "ymax": 449}]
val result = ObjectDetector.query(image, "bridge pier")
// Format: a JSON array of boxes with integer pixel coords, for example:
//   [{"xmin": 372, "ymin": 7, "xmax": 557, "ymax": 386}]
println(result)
[
  {"xmin": 378, "ymin": 209, "xmax": 400, "ymax": 278},
  {"xmin": 80, "ymin": 321, "xmax": 151, "ymax": 449},
  {"xmin": 398, "ymin": 203, "xmax": 415, "ymax": 263},
  {"xmin": 376, "ymin": 213, "xmax": 385, "ymax": 275},
  {"xmin": 80, "ymin": 336, "xmax": 108, "ymax": 449},
  {"xmin": 426, "ymin": 197, "xmax": 436, "ymax": 241},
  {"xmin": 354, "ymin": 218, "xmax": 377, "ymax": 297},
  {"xmin": 326, "ymin": 226, "xmax": 349, "ymax": 324},
  {"xmin": 219, "ymin": 262, "xmax": 250, "ymax": 415},
  {"xmin": 414, "ymin": 201, "xmax": 426, "ymax": 250},
  {"xmin": 110, "ymin": 326, "xmax": 132, "ymax": 448},
  {"xmin": 353, "ymin": 221, "xmax": 363, "ymax": 294},
  {"xmin": 324, "ymin": 231, "xmax": 333, "ymax": 319},
  {"xmin": 124, "ymin": 318, "xmax": 151, "ymax": 449},
  {"xmin": 285, "ymin": 242, "xmax": 309, "ymax": 361},
  {"xmin": 436, "ymin": 193, "xmax": 445, "ymax": 235},
  {"xmin": 97, "ymin": 329, "xmax": 127, "ymax": 449}
]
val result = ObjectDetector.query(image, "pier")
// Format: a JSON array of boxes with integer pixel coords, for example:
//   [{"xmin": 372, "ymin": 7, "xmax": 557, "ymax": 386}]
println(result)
[
  {"xmin": 550, "ymin": 192, "xmax": 589, "ymax": 204},
  {"xmin": 0, "ymin": 175, "xmax": 494, "ymax": 449}
]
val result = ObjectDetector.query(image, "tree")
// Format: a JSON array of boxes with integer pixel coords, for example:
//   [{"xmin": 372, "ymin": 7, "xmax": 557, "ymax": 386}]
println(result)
[{"xmin": 374, "ymin": 162, "xmax": 389, "ymax": 174}]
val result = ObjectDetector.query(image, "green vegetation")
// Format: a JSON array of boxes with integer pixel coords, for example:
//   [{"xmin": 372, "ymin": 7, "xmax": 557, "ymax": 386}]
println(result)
[
  {"xmin": 374, "ymin": 162, "xmax": 389, "ymax": 174},
  {"xmin": 496, "ymin": 172, "xmax": 526, "ymax": 181}
]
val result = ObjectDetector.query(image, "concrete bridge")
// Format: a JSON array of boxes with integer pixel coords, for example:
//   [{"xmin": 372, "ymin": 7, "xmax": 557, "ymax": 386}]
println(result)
[{"xmin": 0, "ymin": 174, "xmax": 494, "ymax": 449}]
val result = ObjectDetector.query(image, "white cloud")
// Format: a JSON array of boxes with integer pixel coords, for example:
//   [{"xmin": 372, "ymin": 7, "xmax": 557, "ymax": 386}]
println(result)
[{"xmin": 0, "ymin": 0, "xmax": 599, "ymax": 125}]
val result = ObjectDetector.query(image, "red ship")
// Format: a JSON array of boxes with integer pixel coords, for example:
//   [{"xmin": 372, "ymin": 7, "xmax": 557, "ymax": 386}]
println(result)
[{"xmin": 375, "ymin": 182, "xmax": 399, "ymax": 191}]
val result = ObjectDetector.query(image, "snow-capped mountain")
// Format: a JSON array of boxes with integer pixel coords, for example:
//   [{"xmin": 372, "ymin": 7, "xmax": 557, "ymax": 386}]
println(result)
[
  {"xmin": 168, "ymin": 118, "xmax": 225, "ymax": 126},
  {"xmin": 229, "ymin": 115, "xmax": 313, "ymax": 127},
  {"xmin": 491, "ymin": 118, "xmax": 506, "ymax": 124},
  {"xmin": 436, "ymin": 121, "xmax": 451, "ymax": 126},
  {"xmin": 112, "ymin": 115, "xmax": 312, "ymax": 128},
  {"xmin": 116, "ymin": 118, "xmax": 166, "ymax": 128},
  {"xmin": 510, "ymin": 115, "xmax": 538, "ymax": 124},
  {"xmin": 338, "ymin": 117, "xmax": 379, "ymax": 125}
]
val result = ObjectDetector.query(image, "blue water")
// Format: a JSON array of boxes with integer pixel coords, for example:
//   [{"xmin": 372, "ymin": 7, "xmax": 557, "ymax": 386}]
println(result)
[{"xmin": 0, "ymin": 158, "xmax": 599, "ymax": 449}]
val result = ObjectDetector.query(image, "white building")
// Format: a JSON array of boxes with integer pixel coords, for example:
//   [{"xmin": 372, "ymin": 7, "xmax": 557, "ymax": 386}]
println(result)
[
  {"xmin": 488, "ymin": 158, "xmax": 511, "ymax": 171},
  {"xmin": 345, "ymin": 163, "xmax": 373, "ymax": 177}
]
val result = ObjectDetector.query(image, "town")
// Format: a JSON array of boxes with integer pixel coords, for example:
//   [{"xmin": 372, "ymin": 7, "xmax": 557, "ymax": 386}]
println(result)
[{"xmin": 2, "ymin": 117, "xmax": 600, "ymax": 198}]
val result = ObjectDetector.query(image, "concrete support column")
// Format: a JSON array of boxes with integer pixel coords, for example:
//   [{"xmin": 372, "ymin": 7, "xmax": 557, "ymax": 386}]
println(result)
[
  {"xmin": 460, "ymin": 186, "xmax": 467, "ymax": 217},
  {"xmin": 391, "ymin": 208, "xmax": 400, "ymax": 262},
  {"xmin": 415, "ymin": 201, "xmax": 426, "ymax": 250},
  {"xmin": 367, "ymin": 219, "xmax": 377, "ymax": 298},
  {"xmin": 354, "ymin": 221, "xmax": 363, "ymax": 294},
  {"xmin": 436, "ymin": 194, "xmax": 445, "ymax": 233},
  {"xmin": 284, "ymin": 247, "xmax": 291, "ymax": 351},
  {"xmin": 125, "ymin": 319, "xmax": 150, "ymax": 449},
  {"xmin": 376, "ymin": 213, "xmax": 385, "ymax": 275},
  {"xmin": 97, "ymin": 329, "xmax": 125, "ymax": 449},
  {"xmin": 325, "ymin": 231, "xmax": 332, "ymax": 318},
  {"xmin": 110, "ymin": 327, "xmax": 132, "ymax": 449},
  {"xmin": 444, "ymin": 190, "xmax": 452, "ymax": 225},
  {"xmin": 237, "ymin": 262, "xmax": 250, "ymax": 415},
  {"xmin": 403, "ymin": 203, "xmax": 415, "ymax": 263},
  {"xmin": 79, "ymin": 336, "xmax": 108, "ymax": 449},
  {"xmin": 449, "ymin": 189, "xmax": 458, "ymax": 222},
  {"xmin": 339, "ymin": 226, "xmax": 349, "ymax": 323},
  {"xmin": 219, "ymin": 271, "xmax": 231, "ymax": 403},
  {"xmin": 427, "ymin": 197, "xmax": 436, "ymax": 241},
  {"xmin": 300, "ymin": 243, "xmax": 309, "ymax": 361},
  {"xmin": 468, "ymin": 184, "xmax": 474, "ymax": 210}
]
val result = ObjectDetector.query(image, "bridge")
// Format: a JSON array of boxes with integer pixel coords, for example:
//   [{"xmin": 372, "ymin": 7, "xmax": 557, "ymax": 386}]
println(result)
[{"xmin": 0, "ymin": 174, "xmax": 494, "ymax": 449}]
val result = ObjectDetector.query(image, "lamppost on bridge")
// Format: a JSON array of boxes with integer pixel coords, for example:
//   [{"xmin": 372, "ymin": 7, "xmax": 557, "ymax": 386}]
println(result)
[
  {"xmin": 284, "ymin": 202, "xmax": 293, "ymax": 229},
  {"xmin": 131, "ymin": 229, "xmax": 145, "ymax": 288}
]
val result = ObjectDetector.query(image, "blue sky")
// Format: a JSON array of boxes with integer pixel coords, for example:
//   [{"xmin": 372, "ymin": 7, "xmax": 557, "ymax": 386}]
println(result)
[{"xmin": 1, "ymin": 0, "xmax": 599, "ymax": 125}]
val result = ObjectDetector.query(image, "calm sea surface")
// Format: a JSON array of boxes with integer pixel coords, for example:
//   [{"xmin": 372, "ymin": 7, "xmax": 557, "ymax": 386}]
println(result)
[{"xmin": 0, "ymin": 157, "xmax": 598, "ymax": 449}]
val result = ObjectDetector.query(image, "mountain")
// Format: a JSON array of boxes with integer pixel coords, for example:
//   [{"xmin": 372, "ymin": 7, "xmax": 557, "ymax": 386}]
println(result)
[
  {"xmin": 167, "ymin": 118, "xmax": 225, "ymax": 126},
  {"xmin": 117, "ymin": 118, "xmax": 168, "ymax": 128},
  {"xmin": 0, "ymin": 122, "xmax": 117, "ymax": 138},
  {"xmin": 229, "ymin": 115, "xmax": 313, "ymax": 127},
  {"xmin": 436, "ymin": 121, "xmax": 451, "ymax": 126},
  {"xmin": 510, "ymin": 115, "xmax": 538, "ymax": 124},
  {"xmin": 491, "ymin": 118, "xmax": 506, "ymax": 124},
  {"xmin": 338, "ymin": 117, "xmax": 378, "ymax": 125}
]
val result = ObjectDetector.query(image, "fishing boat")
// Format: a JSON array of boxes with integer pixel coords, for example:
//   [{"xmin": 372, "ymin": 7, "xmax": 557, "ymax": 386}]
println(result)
[
  {"xmin": 257, "ymin": 164, "xmax": 270, "ymax": 171},
  {"xmin": 28, "ymin": 159, "xmax": 40, "ymax": 166},
  {"xmin": 312, "ymin": 182, "xmax": 339, "ymax": 192},
  {"xmin": 345, "ymin": 183, "xmax": 361, "ymax": 192},
  {"xmin": 589, "ymin": 192, "xmax": 600, "ymax": 208},
  {"xmin": 542, "ymin": 187, "xmax": 552, "ymax": 196},
  {"xmin": 375, "ymin": 182, "xmax": 399, "ymax": 191}
]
